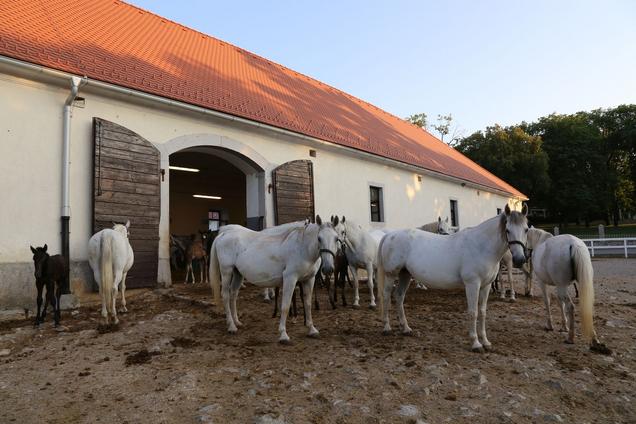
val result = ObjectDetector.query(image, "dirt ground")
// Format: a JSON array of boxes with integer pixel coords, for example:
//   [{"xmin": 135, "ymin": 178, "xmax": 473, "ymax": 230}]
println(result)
[{"xmin": 0, "ymin": 258, "xmax": 635, "ymax": 424}]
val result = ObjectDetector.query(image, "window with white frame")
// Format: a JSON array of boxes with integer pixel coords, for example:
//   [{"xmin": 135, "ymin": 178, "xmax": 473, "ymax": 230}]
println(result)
[{"xmin": 370, "ymin": 186, "xmax": 384, "ymax": 222}]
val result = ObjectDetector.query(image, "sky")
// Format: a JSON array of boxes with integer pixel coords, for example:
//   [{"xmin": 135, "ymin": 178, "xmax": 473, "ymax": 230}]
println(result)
[{"xmin": 129, "ymin": 0, "xmax": 635, "ymax": 137}]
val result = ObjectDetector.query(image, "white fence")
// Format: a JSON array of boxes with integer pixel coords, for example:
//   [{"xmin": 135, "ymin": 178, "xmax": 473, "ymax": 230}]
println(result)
[{"xmin": 581, "ymin": 238, "xmax": 636, "ymax": 258}]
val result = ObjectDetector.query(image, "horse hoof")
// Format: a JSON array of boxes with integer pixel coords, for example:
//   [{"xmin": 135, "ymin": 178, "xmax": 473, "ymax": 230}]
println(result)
[
  {"xmin": 307, "ymin": 331, "xmax": 320, "ymax": 339},
  {"xmin": 401, "ymin": 329, "xmax": 413, "ymax": 337},
  {"xmin": 279, "ymin": 338, "xmax": 292, "ymax": 345},
  {"xmin": 510, "ymin": 298, "xmax": 516, "ymax": 302},
  {"xmin": 564, "ymin": 339, "xmax": 574, "ymax": 345},
  {"xmin": 544, "ymin": 326, "xmax": 553, "ymax": 332},
  {"xmin": 590, "ymin": 341, "xmax": 612, "ymax": 355},
  {"xmin": 228, "ymin": 327, "xmax": 238, "ymax": 335},
  {"xmin": 471, "ymin": 346, "xmax": 485, "ymax": 354},
  {"xmin": 382, "ymin": 329, "xmax": 392, "ymax": 336},
  {"xmin": 483, "ymin": 344, "xmax": 492, "ymax": 352},
  {"xmin": 353, "ymin": 304, "xmax": 360, "ymax": 309},
  {"xmin": 368, "ymin": 304, "xmax": 377, "ymax": 310}
]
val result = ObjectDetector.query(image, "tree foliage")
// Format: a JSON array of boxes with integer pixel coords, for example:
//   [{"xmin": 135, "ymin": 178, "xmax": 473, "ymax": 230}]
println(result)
[
  {"xmin": 405, "ymin": 113, "xmax": 428, "ymax": 129},
  {"xmin": 451, "ymin": 105, "xmax": 636, "ymax": 226}
]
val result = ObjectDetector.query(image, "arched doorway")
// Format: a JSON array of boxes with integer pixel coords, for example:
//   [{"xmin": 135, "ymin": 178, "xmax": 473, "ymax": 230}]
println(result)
[{"xmin": 157, "ymin": 135, "xmax": 270, "ymax": 285}]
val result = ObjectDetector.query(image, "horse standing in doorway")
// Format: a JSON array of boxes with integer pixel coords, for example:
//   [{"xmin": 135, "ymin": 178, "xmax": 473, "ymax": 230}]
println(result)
[
  {"xmin": 184, "ymin": 233, "xmax": 208, "ymax": 284},
  {"xmin": 30, "ymin": 244, "xmax": 68, "ymax": 327},
  {"xmin": 377, "ymin": 204, "xmax": 529, "ymax": 352},
  {"xmin": 88, "ymin": 221, "xmax": 134, "ymax": 325}
]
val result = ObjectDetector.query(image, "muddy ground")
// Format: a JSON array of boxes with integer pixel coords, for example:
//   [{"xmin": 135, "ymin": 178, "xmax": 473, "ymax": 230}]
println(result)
[{"xmin": 0, "ymin": 258, "xmax": 634, "ymax": 424}]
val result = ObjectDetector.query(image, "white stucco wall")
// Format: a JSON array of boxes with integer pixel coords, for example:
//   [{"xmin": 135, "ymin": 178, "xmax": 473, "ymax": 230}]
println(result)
[{"xmin": 0, "ymin": 67, "xmax": 520, "ymax": 306}]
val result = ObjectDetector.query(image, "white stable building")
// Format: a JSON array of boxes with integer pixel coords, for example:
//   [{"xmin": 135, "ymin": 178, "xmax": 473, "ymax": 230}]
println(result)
[{"xmin": 0, "ymin": 0, "xmax": 526, "ymax": 309}]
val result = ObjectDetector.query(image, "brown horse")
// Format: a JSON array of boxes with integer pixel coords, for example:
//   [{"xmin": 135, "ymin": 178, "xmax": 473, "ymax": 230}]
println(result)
[
  {"xmin": 30, "ymin": 244, "xmax": 68, "ymax": 327},
  {"xmin": 185, "ymin": 233, "xmax": 207, "ymax": 284}
]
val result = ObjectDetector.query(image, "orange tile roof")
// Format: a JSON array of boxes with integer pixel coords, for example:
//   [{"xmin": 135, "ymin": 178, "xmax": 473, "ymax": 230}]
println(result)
[{"xmin": 0, "ymin": 0, "xmax": 526, "ymax": 198}]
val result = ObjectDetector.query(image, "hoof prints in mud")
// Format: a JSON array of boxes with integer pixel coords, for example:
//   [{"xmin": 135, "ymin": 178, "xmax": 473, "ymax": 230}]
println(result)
[{"xmin": 125, "ymin": 349, "xmax": 160, "ymax": 366}]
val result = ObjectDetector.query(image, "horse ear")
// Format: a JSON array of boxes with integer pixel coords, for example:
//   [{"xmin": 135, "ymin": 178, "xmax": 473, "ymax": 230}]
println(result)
[
  {"xmin": 342, "ymin": 216, "xmax": 346, "ymax": 223},
  {"xmin": 125, "ymin": 220, "xmax": 131, "ymax": 229},
  {"xmin": 504, "ymin": 204, "xmax": 511, "ymax": 216},
  {"xmin": 333, "ymin": 215, "xmax": 339, "ymax": 227},
  {"xmin": 521, "ymin": 203, "xmax": 528, "ymax": 216},
  {"xmin": 30, "ymin": 246, "xmax": 36, "ymax": 254},
  {"xmin": 43, "ymin": 244, "xmax": 47, "ymax": 252},
  {"xmin": 316, "ymin": 215, "xmax": 322, "ymax": 225},
  {"xmin": 445, "ymin": 217, "xmax": 449, "ymax": 223},
  {"xmin": 438, "ymin": 217, "xmax": 441, "ymax": 223}
]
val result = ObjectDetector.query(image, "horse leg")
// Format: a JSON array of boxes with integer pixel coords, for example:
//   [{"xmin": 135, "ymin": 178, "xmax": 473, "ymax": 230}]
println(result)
[
  {"xmin": 498, "ymin": 268, "xmax": 505, "ymax": 299},
  {"xmin": 350, "ymin": 265, "xmax": 360, "ymax": 307},
  {"xmin": 221, "ymin": 269, "xmax": 237, "ymax": 333},
  {"xmin": 41, "ymin": 283, "xmax": 52, "ymax": 324},
  {"xmin": 278, "ymin": 275, "xmax": 298, "ymax": 344},
  {"xmin": 342, "ymin": 270, "xmax": 348, "ymax": 307},
  {"xmin": 230, "ymin": 269, "xmax": 243, "ymax": 328},
  {"xmin": 301, "ymin": 277, "xmax": 319, "ymax": 337},
  {"xmin": 366, "ymin": 263, "xmax": 376, "ymax": 309},
  {"xmin": 381, "ymin": 272, "xmax": 394, "ymax": 334},
  {"xmin": 539, "ymin": 280, "xmax": 553, "ymax": 331},
  {"xmin": 34, "ymin": 282, "xmax": 44, "ymax": 326},
  {"xmin": 54, "ymin": 282, "xmax": 62, "ymax": 326},
  {"xmin": 119, "ymin": 272, "xmax": 128, "ymax": 313},
  {"xmin": 557, "ymin": 285, "xmax": 575, "ymax": 344},
  {"xmin": 508, "ymin": 266, "xmax": 516, "ymax": 301},
  {"xmin": 464, "ymin": 280, "xmax": 483, "ymax": 352},
  {"xmin": 272, "ymin": 287, "xmax": 279, "ymax": 318},
  {"xmin": 478, "ymin": 282, "xmax": 492, "ymax": 350},
  {"xmin": 524, "ymin": 259, "xmax": 533, "ymax": 297},
  {"xmin": 327, "ymin": 274, "xmax": 336, "ymax": 309},
  {"xmin": 395, "ymin": 269, "xmax": 412, "ymax": 335},
  {"xmin": 47, "ymin": 283, "xmax": 58, "ymax": 325}
]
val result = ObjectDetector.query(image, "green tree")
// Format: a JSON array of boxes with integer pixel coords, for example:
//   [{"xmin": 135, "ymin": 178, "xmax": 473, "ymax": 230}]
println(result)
[
  {"xmin": 455, "ymin": 125, "xmax": 550, "ymax": 206},
  {"xmin": 405, "ymin": 113, "xmax": 428, "ymax": 129},
  {"xmin": 433, "ymin": 114, "xmax": 453, "ymax": 142}
]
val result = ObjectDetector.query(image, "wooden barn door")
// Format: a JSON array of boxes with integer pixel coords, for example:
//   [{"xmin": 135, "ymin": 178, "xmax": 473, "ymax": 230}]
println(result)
[
  {"xmin": 272, "ymin": 160, "xmax": 315, "ymax": 224},
  {"xmin": 92, "ymin": 118, "xmax": 160, "ymax": 288}
]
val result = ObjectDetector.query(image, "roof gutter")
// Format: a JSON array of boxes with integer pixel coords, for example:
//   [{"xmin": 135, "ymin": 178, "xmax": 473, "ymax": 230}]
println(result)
[{"xmin": 0, "ymin": 55, "xmax": 526, "ymax": 201}]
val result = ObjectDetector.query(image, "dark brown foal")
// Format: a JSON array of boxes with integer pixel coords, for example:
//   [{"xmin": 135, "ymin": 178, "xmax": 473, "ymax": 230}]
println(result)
[{"xmin": 30, "ymin": 245, "xmax": 68, "ymax": 327}]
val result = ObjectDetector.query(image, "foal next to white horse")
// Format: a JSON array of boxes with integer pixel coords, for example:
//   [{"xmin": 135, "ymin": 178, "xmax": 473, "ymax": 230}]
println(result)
[
  {"xmin": 209, "ymin": 216, "xmax": 340, "ymax": 343},
  {"xmin": 88, "ymin": 221, "xmax": 134, "ymax": 325},
  {"xmin": 333, "ymin": 216, "xmax": 379, "ymax": 308},
  {"xmin": 377, "ymin": 205, "xmax": 529, "ymax": 352},
  {"xmin": 531, "ymin": 234, "xmax": 607, "ymax": 351}
]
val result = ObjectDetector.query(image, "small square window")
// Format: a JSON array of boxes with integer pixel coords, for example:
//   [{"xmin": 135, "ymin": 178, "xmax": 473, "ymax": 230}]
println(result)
[
  {"xmin": 496, "ymin": 208, "xmax": 502, "ymax": 215},
  {"xmin": 370, "ymin": 186, "xmax": 383, "ymax": 222},
  {"xmin": 450, "ymin": 199, "xmax": 459, "ymax": 227}
]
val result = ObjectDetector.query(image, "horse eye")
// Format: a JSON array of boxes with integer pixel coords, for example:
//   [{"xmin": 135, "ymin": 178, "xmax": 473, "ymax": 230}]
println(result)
[
  {"xmin": 318, "ymin": 237, "xmax": 323, "ymax": 243},
  {"xmin": 525, "ymin": 228, "xmax": 529, "ymax": 233},
  {"xmin": 506, "ymin": 229, "xmax": 510, "ymax": 234}
]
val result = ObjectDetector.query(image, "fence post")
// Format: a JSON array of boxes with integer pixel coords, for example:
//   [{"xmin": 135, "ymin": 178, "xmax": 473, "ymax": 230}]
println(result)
[
  {"xmin": 625, "ymin": 239, "xmax": 628, "ymax": 258},
  {"xmin": 590, "ymin": 240, "xmax": 595, "ymax": 257},
  {"xmin": 553, "ymin": 226, "xmax": 559, "ymax": 236},
  {"xmin": 598, "ymin": 224, "xmax": 605, "ymax": 239}
]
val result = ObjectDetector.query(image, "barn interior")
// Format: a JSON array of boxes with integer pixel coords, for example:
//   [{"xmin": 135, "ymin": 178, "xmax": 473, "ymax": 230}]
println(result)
[{"xmin": 169, "ymin": 148, "xmax": 247, "ymax": 238}]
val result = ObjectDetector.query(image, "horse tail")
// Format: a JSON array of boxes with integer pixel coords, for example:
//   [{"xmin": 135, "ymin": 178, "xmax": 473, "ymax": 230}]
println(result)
[
  {"xmin": 572, "ymin": 241, "xmax": 595, "ymax": 341},
  {"xmin": 100, "ymin": 232, "xmax": 114, "ymax": 317},
  {"xmin": 208, "ymin": 237, "xmax": 222, "ymax": 311},
  {"xmin": 376, "ymin": 234, "xmax": 387, "ymax": 318}
]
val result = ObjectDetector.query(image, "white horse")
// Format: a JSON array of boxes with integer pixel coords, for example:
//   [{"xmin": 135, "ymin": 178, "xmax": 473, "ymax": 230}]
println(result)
[
  {"xmin": 88, "ymin": 221, "xmax": 134, "ymax": 325},
  {"xmin": 531, "ymin": 234, "xmax": 602, "ymax": 348},
  {"xmin": 496, "ymin": 227, "xmax": 553, "ymax": 300},
  {"xmin": 333, "ymin": 216, "xmax": 379, "ymax": 308},
  {"xmin": 209, "ymin": 216, "xmax": 340, "ymax": 343},
  {"xmin": 418, "ymin": 216, "xmax": 454, "ymax": 235},
  {"xmin": 377, "ymin": 204, "xmax": 528, "ymax": 352}
]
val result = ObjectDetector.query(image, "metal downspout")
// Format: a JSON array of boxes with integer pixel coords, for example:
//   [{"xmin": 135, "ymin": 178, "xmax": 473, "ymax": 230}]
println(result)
[{"xmin": 61, "ymin": 76, "xmax": 86, "ymax": 293}]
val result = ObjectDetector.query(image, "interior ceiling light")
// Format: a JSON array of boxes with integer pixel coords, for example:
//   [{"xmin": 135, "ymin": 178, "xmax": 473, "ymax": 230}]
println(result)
[
  {"xmin": 193, "ymin": 194, "xmax": 222, "ymax": 200},
  {"xmin": 169, "ymin": 165, "xmax": 199, "ymax": 172}
]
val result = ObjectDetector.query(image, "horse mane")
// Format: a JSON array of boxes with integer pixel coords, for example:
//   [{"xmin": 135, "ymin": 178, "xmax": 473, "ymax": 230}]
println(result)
[{"xmin": 418, "ymin": 222, "xmax": 438, "ymax": 232}]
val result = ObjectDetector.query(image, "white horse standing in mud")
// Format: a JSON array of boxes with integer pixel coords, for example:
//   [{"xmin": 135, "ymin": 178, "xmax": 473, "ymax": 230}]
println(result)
[
  {"xmin": 377, "ymin": 205, "xmax": 529, "ymax": 352},
  {"xmin": 531, "ymin": 234, "xmax": 607, "ymax": 352},
  {"xmin": 88, "ymin": 221, "xmax": 134, "ymax": 325},
  {"xmin": 209, "ymin": 216, "xmax": 340, "ymax": 343},
  {"xmin": 333, "ymin": 216, "xmax": 379, "ymax": 308}
]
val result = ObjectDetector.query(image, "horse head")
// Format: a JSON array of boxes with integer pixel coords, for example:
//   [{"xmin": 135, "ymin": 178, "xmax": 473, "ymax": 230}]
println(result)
[
  {"xmin": 503, "ymin": 204, "xmax": 529, "ymax": 268},
  {"xmin": 112, "ymin": 220, "xmax": 131, "ymax": 238},
  {"xmin": 30, "ymin": 244, "xmax": 49, "ymax": 280},
  {"xmin": 316, "ymin": 215, "xmax": 339, "ymax": 276},
  {"xmin": 437, "ymin": 216, "xmax": 452, "ymax": 235}
]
